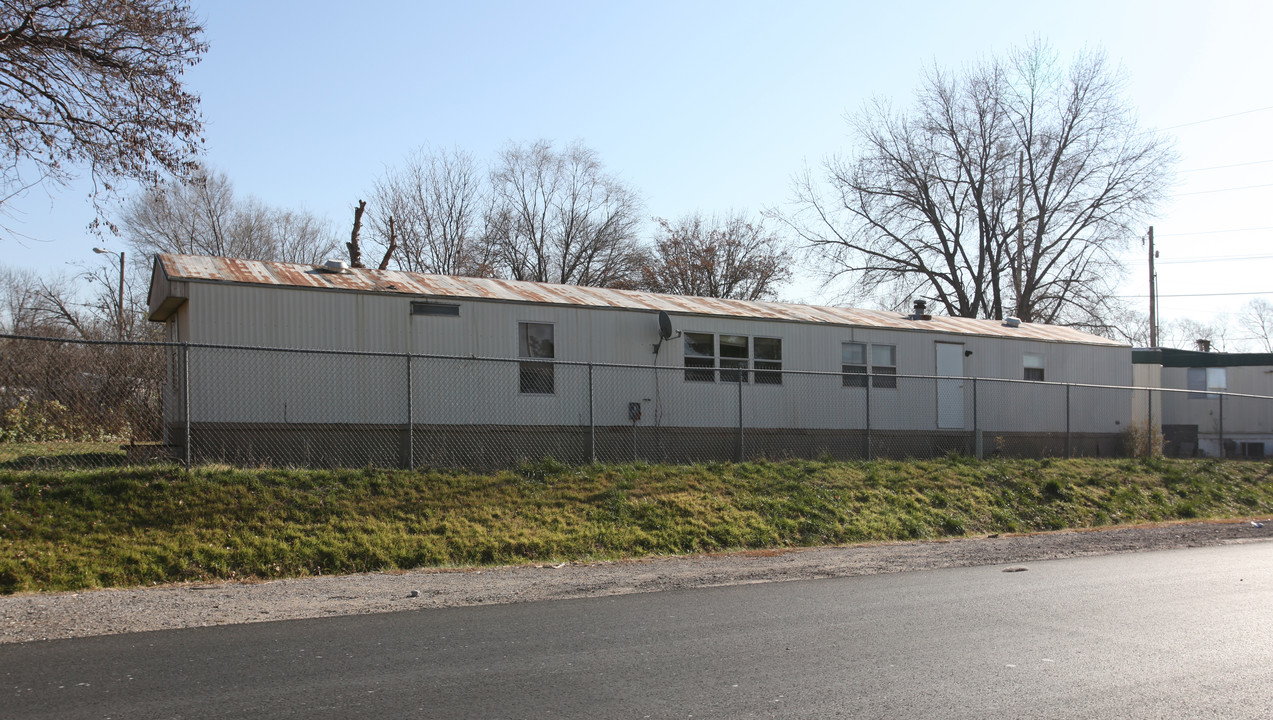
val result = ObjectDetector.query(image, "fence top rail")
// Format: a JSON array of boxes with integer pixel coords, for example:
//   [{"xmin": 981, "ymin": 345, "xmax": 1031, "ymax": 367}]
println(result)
[
  {"xmin": 6, "ymin": 333, "xmax": 1273, "ymax": 402},
  {"xmin": 1, "ymin": 333, "xmax": 183, "ymax": 350}
]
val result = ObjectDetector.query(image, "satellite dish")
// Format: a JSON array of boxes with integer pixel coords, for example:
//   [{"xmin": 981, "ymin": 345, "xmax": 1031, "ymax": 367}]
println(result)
[{"xmin": 652, "ymin": 310, "xmax": 681, "ymax": 354}]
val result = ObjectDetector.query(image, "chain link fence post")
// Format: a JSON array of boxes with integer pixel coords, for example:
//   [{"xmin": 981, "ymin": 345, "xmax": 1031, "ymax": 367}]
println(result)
[
  {"xmin": 1065, "ymin": 383, "xmax": 1072, "ymax": 458},
  {"xmin": 865, "ymin": 374, "xmax": 872, "ymax": 461},
  {"xmin": 1146, "ymin": 382, "xmax": 1154, "ymax": 457},
  {"xmin": 406, "ymin": 353, "xmax": 414, "ymax": 471},
  {"xmin": 182, "ymin": 342, "xmax": 191, "ymax": 470},
  {"xmin": 972, "ymin": 377, "xmax": 980, "ymax": 459},
  {"xmin": 588, "ymin": 362, "xmax": 595, "ymax": 464},
  {"xmin": 736, "ymin": 377, "xmax": 744, "ymax": 462},
  {"xmin": 1219, "ymin": 393, "xmax": 1225, "ymax": 458}
]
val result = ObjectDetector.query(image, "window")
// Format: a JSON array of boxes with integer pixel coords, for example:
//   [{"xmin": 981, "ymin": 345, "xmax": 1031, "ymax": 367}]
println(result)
[
  {"xmin": 719, "ymin": 335, "xmax": 749, "ymax": 383},
  {"xmin": 518, "ymin": 322, "xmax": 554, "ymax": 394},
  {"xmin": 1208, "ymin": 368, "xmax": 1227, "ymax": 394},
  {"xmin": 753, "ymin": 337, "xmax": 783, "ymax": 385},
  {"xmin": 411, "ymin": 301, "xmax": 460, "ymax": 316},
  {"xmin": 1187, "ymin": 367, "xmax": 1226, "ymax": 399},
  {"xmin": 683, "ymin": 333, "xmax": 782, "ymax": 384},
  {"xmin": 842, "ymin": 342, "xmax": 896, "ymax": 388},
  {"xmin": 842, "ymin": 342, "xmax": 867, "ymax": 387},
  {"xmin": 1023, "ymin": 353, "xmax": 1045, "ymax": 382},
  {"xmin": 684, "ymin": 332, "xmax": 716, "ymax": 382},
  {"xmin": 871, "ymin": 344, "xmax": 897, "ymax": 388}
]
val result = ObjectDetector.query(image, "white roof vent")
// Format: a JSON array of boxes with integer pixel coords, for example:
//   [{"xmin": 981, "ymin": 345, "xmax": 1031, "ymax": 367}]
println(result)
[
  {"xmin": 1003, "ymin": 316, "xmax": 1021, "ymax": 328},
  {"xmin": 319, "ymin": 259, "xmax": 350, "ymax": 274}
]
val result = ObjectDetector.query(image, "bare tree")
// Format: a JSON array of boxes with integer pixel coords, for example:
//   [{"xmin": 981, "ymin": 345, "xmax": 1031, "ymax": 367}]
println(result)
[
  {"xmin": 782, "ymin": 42, "xmax": 1174, "ymax": 328},
  {"xmin": 119, "ymin": 167, "xmax": 339, "ymax": 263},
  {"xmin": 1239, "ymin": 298, "xmax": 1273, "ymax": 353},
  {"xmin": 639, "ymin": 212, "xmax": 792, "ymax": 300},
  {"xmin": 1100, "ymin": 306, "xmax": 1152, "ymax": 347},
  {"xmin": 0, "ymin": 265, "xmax": 101, "ymax": 337},
  {"xmin": 0, "ymin": 265, "xmax": 42, "ymax": 333},
  {"xmin": 369, "ymin": 147, "xmax": 491, "ymax": 276},
  {"xmin": 0, "ymin": 0, "xmax": 206, "ymax": 233},
  {"xmin": 346, "ymin": 199, "xmax": 366, "ymax": 268},
  {"xmin": 1161, "ymin": 315, "xmax": 1233, "ymax": 352},
  {"xmin": 486, "ymin": 140, "xmax": 644, "ymax": 287}
]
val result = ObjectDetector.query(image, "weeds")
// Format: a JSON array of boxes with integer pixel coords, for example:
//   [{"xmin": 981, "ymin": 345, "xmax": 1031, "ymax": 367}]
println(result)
[{"xmin": 0, "ymin": 458, "xmax": 1270, "ymax": 594}]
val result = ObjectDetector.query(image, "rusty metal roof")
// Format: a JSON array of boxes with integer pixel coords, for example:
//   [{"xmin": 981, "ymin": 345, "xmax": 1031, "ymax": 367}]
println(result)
[{"xmin": 153, "ymin": 254, "xmax": 1126, "ymax": 346}]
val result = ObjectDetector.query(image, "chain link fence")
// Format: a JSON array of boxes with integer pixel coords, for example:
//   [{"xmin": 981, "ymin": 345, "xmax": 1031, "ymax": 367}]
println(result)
[{"xmin": 3, "ymin": 334, "xmax": 1271, "ymax": 471}]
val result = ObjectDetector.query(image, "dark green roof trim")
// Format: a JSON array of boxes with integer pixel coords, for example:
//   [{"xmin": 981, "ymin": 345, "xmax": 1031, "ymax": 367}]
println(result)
[{"xmin": 1133, "ymin": 347, "xmax": 1273, "ymax": 368}]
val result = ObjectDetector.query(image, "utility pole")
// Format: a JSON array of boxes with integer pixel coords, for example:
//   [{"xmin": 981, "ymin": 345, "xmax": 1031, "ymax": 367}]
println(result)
[
  {"xmin": 93, "ymin": 247, "xmax": 126, "ymax": 340},
  {"xmin": 1147, "ymin": 226, "xmax": 1157, "ymax": 347},
  {"xmin": 1014, "ymin": 152, "xmax": 1025, "ymax": 317}
]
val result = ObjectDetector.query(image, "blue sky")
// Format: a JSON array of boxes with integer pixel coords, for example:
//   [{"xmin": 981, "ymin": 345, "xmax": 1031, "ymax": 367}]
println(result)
[{"xmin": 5, "ymin": 0, "xmax": 1271, "ymax": 338}]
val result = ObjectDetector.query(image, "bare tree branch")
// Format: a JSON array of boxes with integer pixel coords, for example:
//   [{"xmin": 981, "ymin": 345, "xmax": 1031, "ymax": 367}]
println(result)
[
  {"xmin": 0, "ymin": 0, "xmax": 207, "ymax": 234},
  {"xmin": 119, "ymin": 166, "xmax": 339, "ymax": 264},
  {"xmin": 486, "ymin": 140, "xmax": 644, "ymax": 288},
  {"xmin": 638, "ymin": 212, "xmax": 793, "ymax": 300},
  {"xmin": 778, "ymin": 41, "xmax": 1175, "ymax": 329}
]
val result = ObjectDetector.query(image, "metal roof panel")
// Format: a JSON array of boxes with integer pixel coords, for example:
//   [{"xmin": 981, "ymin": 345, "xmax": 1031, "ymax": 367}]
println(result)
[{"xmin": 153, "ymin": 254, "xmax": 1125, "ymax": 346}]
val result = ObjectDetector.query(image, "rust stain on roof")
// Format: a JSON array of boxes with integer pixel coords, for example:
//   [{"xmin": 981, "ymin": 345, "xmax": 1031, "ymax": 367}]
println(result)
[{"xmin": 154, "ymin": 254, "xmax": 1125, "ymax": 346}]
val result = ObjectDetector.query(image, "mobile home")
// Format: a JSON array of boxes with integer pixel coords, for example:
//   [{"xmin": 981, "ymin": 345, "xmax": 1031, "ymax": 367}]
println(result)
[{"xmin": 148, "ymin": 254, "xmax": 1133, "ymax": 467}]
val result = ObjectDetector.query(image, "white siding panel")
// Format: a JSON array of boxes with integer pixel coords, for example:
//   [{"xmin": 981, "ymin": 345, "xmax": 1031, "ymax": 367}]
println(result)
[{"xmin": 176, "ymin": 283, "xmax": 1134, "ymax": 433}]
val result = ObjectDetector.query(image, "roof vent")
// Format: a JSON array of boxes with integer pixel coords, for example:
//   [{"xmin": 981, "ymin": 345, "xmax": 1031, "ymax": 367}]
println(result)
[
  {"xmin": 1195, "ymin": 339, "xmax": 1212, "ymax": 353},
  {"xmin": 909, "ymin": 299, "xmax": 931, "ymax": 321},
  {"xmin": 319, "ymin": 259, "xmax": 350, "ymax": 274},
  {"xmin": 1003, "ymin": 316, "xmax": 1021, "ymax": 328}
]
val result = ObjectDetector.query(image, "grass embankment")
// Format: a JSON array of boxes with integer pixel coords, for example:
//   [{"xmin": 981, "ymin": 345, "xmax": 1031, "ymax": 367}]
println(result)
[{"xmin": 1, "ymin": 457, "xmax": 1271, "ymax": 594}]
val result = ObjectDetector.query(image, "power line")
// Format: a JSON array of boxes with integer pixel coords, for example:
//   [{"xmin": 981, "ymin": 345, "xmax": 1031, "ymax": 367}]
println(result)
[
  {"xmin": 1172, "ymin": 182, "xmax": 1273, "ymax": 197},
  {"xmin": 1159, "ymin": 105, "xmax": 1273, "ymax": 131},
  {"xmin": 1156, "ymin": 225, "xmax": 1273, "ymax": 237},
  {"xmin": 1179, "ymin": 159, "xmax": 1273, "ymax": 173},
  {"xmin": 1121, "ymin": 290, "xmax": 1271, "ymax": 298},
  {"xmin": 1129, "ymin": 254, "xmax": 1273, "ymax": 265}
]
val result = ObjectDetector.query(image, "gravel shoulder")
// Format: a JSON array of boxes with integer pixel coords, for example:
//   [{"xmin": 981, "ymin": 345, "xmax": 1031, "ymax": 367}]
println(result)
[{"xmin": 3, "ymin": 519, "xmax": 1270, "ymax": 645}]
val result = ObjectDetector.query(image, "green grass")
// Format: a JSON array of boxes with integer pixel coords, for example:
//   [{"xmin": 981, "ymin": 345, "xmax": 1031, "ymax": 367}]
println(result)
[
  {"xmin": 1, "ymin": 457, "xmax": 1270, "ymax": 594},
  {"xmin": 0, "ymin": 442, "xmax": 129, "ymax": 471}
]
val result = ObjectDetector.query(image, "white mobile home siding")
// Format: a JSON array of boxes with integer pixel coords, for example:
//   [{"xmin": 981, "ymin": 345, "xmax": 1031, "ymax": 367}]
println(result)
[{"xmin": 171, "ymin": 278, "xmax": 1131, "ymax": 435}]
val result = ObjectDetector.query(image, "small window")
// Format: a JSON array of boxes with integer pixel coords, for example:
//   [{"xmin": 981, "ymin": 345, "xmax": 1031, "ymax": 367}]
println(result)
[
  {"xmin": 1188, "ymin": 367, "xmax": 1226, "ymax": 399},
  {"xmin": 518, "ymin": 322, "xmax": 554, "ymax": 394},
  {"xmin": 1023, "ymin": 353, "xmax": 1044, "ymax": 382},
  {"xmin": 842, "ymin": 342, "xmax": 867, "ymax": 387},
  {"xmin": 753, "ymin": 337, "xmax": 782, "ymax": 385},
  {"xmin": 684, "ymin": 332, "xmax": 716, "ymax": 382},
  {"xmin": 719, "ymin": 334, "xmax": 749, "ymax": 383},
  {"xmin": 412, "ymin": 301, "xmax": 460, "ymax": 316},
  {"xmin": 1208, "ymin": 367, "xmax": 1227, "ymax": 393},
  {"xmin": 871, "ymin": 344, "xmax": 897, "ymax": 388},
  {"xmin": 1187, "ymin": 367, "xmax": 1206, "ymax": 398}
]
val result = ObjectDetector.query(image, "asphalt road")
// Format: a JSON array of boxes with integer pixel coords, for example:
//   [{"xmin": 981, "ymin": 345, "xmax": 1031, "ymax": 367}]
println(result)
[{"xmin": 4, "ymin": 543, "xmax": 1271, "ymax": 719}]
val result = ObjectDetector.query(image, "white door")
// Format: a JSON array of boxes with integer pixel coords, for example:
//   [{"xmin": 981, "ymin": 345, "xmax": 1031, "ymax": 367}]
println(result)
[{"xmin": 935, "ymin": 342, "xmax": 965, "ymax": 429}]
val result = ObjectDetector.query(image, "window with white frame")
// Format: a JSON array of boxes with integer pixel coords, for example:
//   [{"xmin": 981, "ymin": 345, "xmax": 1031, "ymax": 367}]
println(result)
[
  {"xmin": 683, "ymin": 333, "xmax": 782, "ymax": 384},
  {"xmin": 1023, "ymin": 353, "xmax": 1045, "ymax": 382},
  {"xmin": 753, "ymin": 337, "xmax": 782, "ymax": 385},
  {"xmin": 719, "ymin": 334, "xmax": 749, "ymax": 383},
  {"xmin": 841, "ymin": 342, "xmax": 867, "ymax": 387},
  {"xmin": 518, "ymin": 322, "xmax": 555, "ymax": 394},
  {"xmin": 683, "ymin": 332, "xmax": 716, "ymax": 382},
  {"xmin": 1187, "ymin": 367, "xmax": 1225, "ymax": 399},
  {"xmin": 842, "ymin": 342, "xmax": 897, "ymax": 388},
  {"xmin": 871, "ymin": 344, "xmax": 897, "ymax": 388}
]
